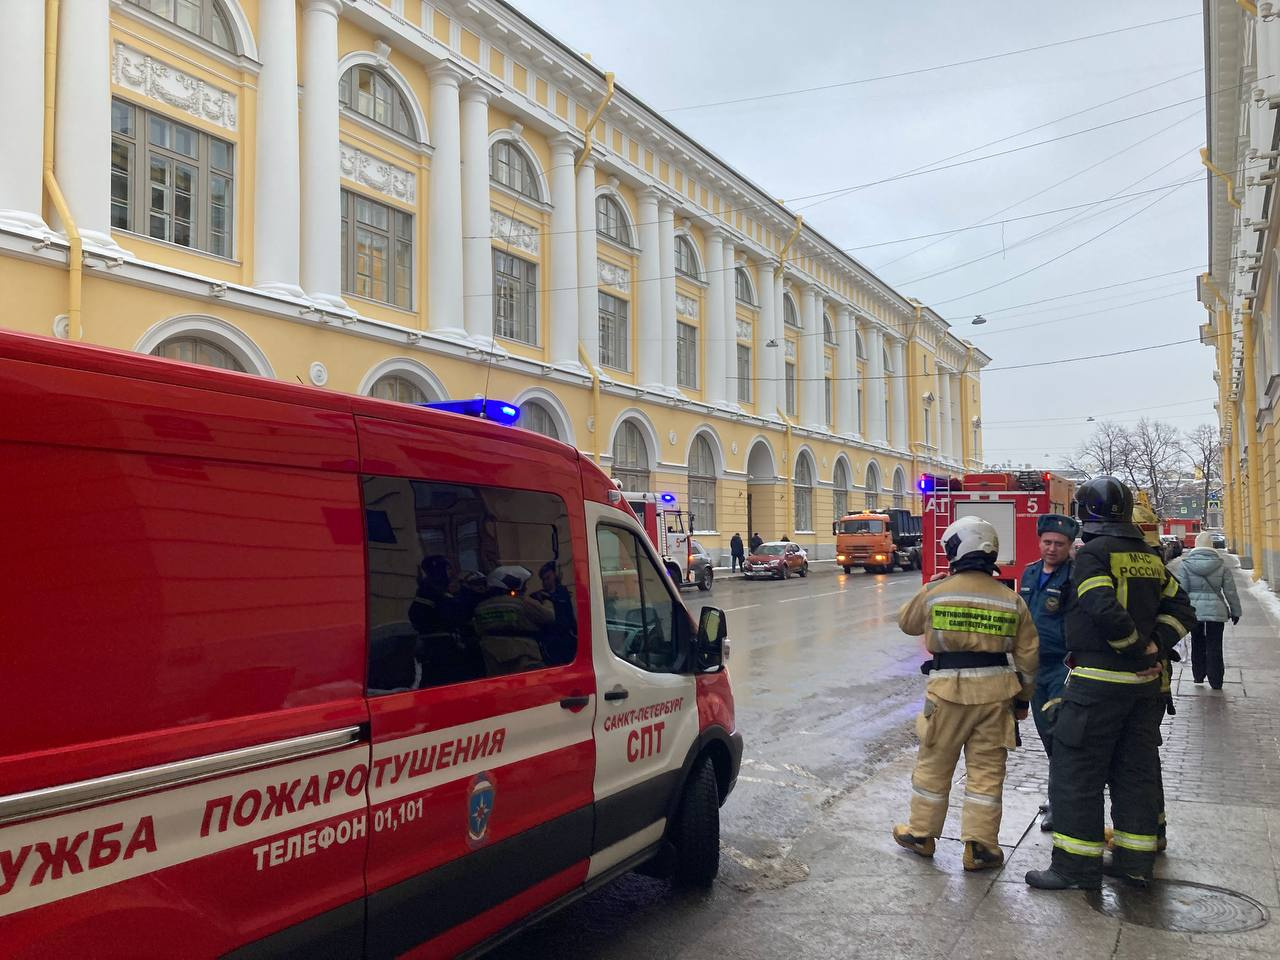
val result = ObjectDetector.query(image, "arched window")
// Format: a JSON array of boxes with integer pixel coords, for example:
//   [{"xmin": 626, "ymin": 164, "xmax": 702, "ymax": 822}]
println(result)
[
  {"xmin": 856, "ymin": 332, "xmax": 867, "ymax": 359},
  {"xmin": 833, "ymin": 459, "xmax": 850, "ymax": 520},
  {"xmin": 611, "ymin": 421, "xmax": 650, "ymax": 490},
  {"xmin": 734, "ymin": 267, "xmax": 755, "ymax": 305},
  {"xmin": 865, "ymin": 463, "xmax": 881, "ymax": 511},
  {"xmin": 153, "ymin": 336, "xmax": 245, "ymax": 372},
  {"xmin": 688, "ymin": 435, "xmax": 717, "ymax": 532},
  {"xmin": 674, "ymin": 236, "xmax": 699, "ymax": 279},
  {"xmin": 794, "ymin": 455, "xmax": 814, "ymax": 533},
  {"xmin": 489, "ymin": 140, "xmax": 539, "ymax": 200},
  {"xmin": 521, "ymin": 400, "xmax": 559, "ymax": 440},
  {"xmin": 127, "ymin": 0, "xmax": 236, "ymax": 52},
  {"xmin": 893, "ymin": 469, "xmax": 907, "ymax": 509},
  {"xmin": 596, "ymin": 195, "xmax": 630, "ymax": 246},
  {"xmin": 340, "ymin": 65, "xmax": 415, "ymax": 138},
  {"xmin": 823, "ymin": 313, "xmax": 836, "ymax": 345},
  {"xmin": 783, "ymin": 295, "xmax": 800, "ymax": 329},
  {"xmin": 369, "ymin": 375, "xmax": 427, "ymax": 404}
]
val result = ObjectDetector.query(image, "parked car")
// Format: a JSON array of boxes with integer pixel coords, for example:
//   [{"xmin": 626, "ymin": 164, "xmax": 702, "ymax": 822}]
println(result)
[
  {"xmin": 1210, "ymin": 530, "xmax": 1227, "ymax": 549},
  {"xmin": 743, "ymin": 541, "xmax": 808, "ymax": 580},
  {"xmin": 1159, "ymin": 535, "xmax": 1184, "ymax": 561},
  {"xmin": 687, "ymin": 538, "xmax": 714, "ymax": 591}
]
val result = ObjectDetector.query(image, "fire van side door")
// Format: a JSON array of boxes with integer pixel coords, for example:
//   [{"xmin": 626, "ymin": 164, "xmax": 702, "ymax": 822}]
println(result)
[
  {"xmin": 355, "ymin": 414, "xmax": 596, "ymax": 958},
  {"xmin": 584, "ymin": 502, "xmax": 700, "ymax": 878}
]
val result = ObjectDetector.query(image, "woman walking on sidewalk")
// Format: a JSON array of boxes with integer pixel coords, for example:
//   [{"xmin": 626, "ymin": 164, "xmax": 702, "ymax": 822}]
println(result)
[{"xmin": 1174, "ymin": 532, "xmax": 1242, "ymax": 690}]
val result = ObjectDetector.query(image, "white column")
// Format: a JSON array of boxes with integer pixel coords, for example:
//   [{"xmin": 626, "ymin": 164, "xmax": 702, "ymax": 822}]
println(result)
[
  {"xmin": 703, "ymin": 228, "xmax": 726, "ymax": 404},
  {"xmin": 773, "ymin": 269, "xmax": 787, "ymax": 417},
  {"xmin": 0, "ymin": 3, "xmax": 48, "ymax": 233},
  {"xmin": 461, "ymin": 80, "xmax": 493, "ymax": 343},
  {"xmin": 299, "ymin": 0, "xmax": 345, "ymax": 309},
  {"xmin": 547, "ymin": 134, "xmax": 580, "ymax": 367},
  {"xmin": 949, "ymin": 373, "xmax": 962, "ymax": 460},
  {"xmin": 722, "ymin": 240, "xmax": 739, "ymax": 408},
  {"xmin": 867, "ymin": 326, "xmax": 887, "ymax": 444},
  {"xmin": 836, "ymin": 306, "xmax": 856, "ymax": 436},
  {"xmin": 939, "ymin": 370, "xmax": 954, "ymax": 460},
  {"xmin": 253, "ymin": 0, "xmax": 303, "ymax": 295},
  {"xmin": 802, "ymin": 287, "xmax": 823, "ymax": 429},
  {"xmin": 756, "ymin": 260, "xmax": 777, "ymax": 416},
  {"xmin": 891, "ymin": 338, "xmax": 908, "ymax": 450},
  {"xmin": 428, "ymin": 64, "xmax": 465, "ymax": 334},
  {"xmin": 658, "ymin": 199, "xmax": 677, "ymax": 390},
  {"xmin": 54, "ymin": 0, "xmax": 123, "ymax": 253},
  {"xmin": 636, "ymin": 186, "xmax": 663, "ymax": 387},
  {"xmin": 575, "ymin": 151, "xmax": 599, "ymax": 363}
]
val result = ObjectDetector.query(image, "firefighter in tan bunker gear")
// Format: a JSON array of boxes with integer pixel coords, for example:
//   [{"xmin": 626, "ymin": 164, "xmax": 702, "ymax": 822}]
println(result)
[{"xmin": 894, "ymin": 516, "xmax": 1039, "ymax": 871}]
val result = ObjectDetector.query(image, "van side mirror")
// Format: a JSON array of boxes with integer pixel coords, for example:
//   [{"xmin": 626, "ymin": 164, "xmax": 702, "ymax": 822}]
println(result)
[{"xmin": 695, "ymin": 606, "xmax": 727, "ymax": 672}]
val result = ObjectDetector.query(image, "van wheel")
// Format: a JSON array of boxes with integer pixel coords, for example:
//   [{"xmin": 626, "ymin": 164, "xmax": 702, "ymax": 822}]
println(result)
[
  {"xmin": 673, "ymin": 757, "xmax": 720, "ymax": 886},
  {"xmin": 698, "ymin": 567, "xmax": 713, "ymax": 591}
]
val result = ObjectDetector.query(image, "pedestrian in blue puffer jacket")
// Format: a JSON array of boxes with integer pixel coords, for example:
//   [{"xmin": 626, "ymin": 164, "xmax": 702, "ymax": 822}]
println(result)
[{"xmin": 1173, "ymin": 532, "xmax": 1242, "ymax": 690}]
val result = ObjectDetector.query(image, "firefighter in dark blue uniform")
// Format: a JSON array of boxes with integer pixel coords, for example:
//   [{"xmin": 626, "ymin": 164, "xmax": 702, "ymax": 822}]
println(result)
[
  {"xmin": 1018, "ymin": 513, "xmax": 1080, "ymax": 834},
  {"xmin": 1025, "ymin": 477, "xmax": 1195, "ymax": 891}
]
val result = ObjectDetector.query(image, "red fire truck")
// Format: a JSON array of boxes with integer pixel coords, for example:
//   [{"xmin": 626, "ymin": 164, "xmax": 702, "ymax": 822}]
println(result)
[
  {"xmin": 921, "ymin": 471, "xmax": 1076, "ymax": 589},
  {"xmin": 622, "ymin": 491, "xmax": 696, "ymax": 585},
  {"xmin": 1160, "ymin": 517, "xmax": 1202, "ymax": 550}
]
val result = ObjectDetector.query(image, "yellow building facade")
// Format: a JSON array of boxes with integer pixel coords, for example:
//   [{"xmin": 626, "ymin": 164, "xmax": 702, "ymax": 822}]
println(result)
[
  {"xmin": 1201, "ymin": 0, "xmax": 1280, "ymax": 588},
  {"xmin": 0, "ymin": 0, "xmax": 988, "ymax": 562}
]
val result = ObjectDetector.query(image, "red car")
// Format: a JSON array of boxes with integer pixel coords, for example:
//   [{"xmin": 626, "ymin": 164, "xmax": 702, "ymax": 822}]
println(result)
[{"xmin": 742, "ymin": 541, "xmax": 809, "ymax": 579}]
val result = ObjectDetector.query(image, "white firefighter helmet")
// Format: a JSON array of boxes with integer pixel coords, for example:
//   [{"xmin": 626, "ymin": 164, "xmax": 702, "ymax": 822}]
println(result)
[
  {"xmin": 941, "ymin": 516, "xmax": 999, "ymax": 563},
  {"xmin": 488, "ymin": 565, "xmax": 533, "ymax": 592}
]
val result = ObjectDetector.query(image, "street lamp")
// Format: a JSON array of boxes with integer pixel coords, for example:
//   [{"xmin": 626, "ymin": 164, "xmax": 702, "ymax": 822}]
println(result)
[{"xmin": 971, "ymin": 315, "xmax": 987, "ymax": 326}]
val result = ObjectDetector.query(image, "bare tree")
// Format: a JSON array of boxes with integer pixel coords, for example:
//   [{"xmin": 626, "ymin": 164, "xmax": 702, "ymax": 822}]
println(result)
[
  {"xmin": 1126, "ymin": 418, "xmax": 1187, "ymax": 516},
  {"xmin": 1183, "ymin": 423, "xmax": 1223, "ymax": 522},
  {"xmin": 1070, "ymin": 420, "xmax": 1133, "ymax": 478}
]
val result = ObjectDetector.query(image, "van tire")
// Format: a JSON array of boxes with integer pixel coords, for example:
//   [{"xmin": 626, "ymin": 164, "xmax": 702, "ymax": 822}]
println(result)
[
  {"xmin": 672, "ymin": 757, "xmax": 720, "ymax": 887},
  {"xmin": 698, "ymin": 567, "xmax": 713, "ymax": 591}
]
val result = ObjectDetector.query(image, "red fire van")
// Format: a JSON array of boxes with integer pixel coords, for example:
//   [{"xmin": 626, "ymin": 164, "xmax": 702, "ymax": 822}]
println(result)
[{"xmin": 0, "ymin": 330, "xmax": 741, "ymax": 958}]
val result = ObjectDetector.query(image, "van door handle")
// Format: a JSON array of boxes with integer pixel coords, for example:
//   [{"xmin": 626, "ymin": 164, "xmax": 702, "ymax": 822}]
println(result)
[
  {"xmin": 604, "ymin": 687, "xmax": 629, "ymax": 702},
  {"xmin": 560, "ymin": 695, "xmax": 590, "ymax": 710}
]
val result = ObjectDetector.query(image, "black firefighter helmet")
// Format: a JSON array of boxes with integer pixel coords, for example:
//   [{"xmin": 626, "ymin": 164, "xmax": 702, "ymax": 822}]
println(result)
[{"xmin": 1074, "ymin": 475, "xmax": 1133, "ymax": 526}]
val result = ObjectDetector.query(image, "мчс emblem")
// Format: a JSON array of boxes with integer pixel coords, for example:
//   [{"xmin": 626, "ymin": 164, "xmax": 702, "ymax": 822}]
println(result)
[{"xmin": 467, "ymin": 772, "xmax": 495, "ymax": 846}]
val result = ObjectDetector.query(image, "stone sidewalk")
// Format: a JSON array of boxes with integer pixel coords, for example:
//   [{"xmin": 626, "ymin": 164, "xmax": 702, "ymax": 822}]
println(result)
[{"xmin": 685, "ymin": 561, "xmax": 1280, "ymax": 959}]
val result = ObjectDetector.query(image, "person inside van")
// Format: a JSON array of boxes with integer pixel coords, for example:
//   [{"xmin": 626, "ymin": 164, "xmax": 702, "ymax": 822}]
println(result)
[
  {"xmin": 409, "ymin": 555, "xmax": 479, "ymax": 686},
  {"xmin": 473, "ymin": 565, "xmax": 553, "ymax": 676},
  {"xmin": 532, "ymin": 561, "xmax": 576, "ymax": 665}
]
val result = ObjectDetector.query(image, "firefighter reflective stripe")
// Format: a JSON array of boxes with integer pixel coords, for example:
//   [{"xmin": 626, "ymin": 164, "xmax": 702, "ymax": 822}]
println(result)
[
  {"xmin": 964, "ymin": 790, "xmax": 1001, "ymax": 807},
  {"xmin": 1111, "ymin": 830, "xmax": 1159, "ymax": 852},
  {"xmin": 1070, "ymin": 666, "xmax": 1159, "ymax": 685},
  {"xmin": 1078, "ymin": 576, "xmax": 1112, "ymax": 597},
  {"xmin": 1162, "ymin": 576, "xmax": 1181, "ymax": 598},
  {"xmin": 1157, "ymin": 614, "xmax": 1188, "ymax": 637},
  {"xmin": 930, "ymin": 605, "xmax": 1018, "ymax": 636},
  {"xmin": 1052, "ymin": 833, "xmax": 1105, "ymax": 857},
  {"xmin": 1109, "ymin": 629, "xmax": 1141, "ymax": 652},
  {"xmin": 912, "ymin": 781, "xmax": 948, "ymax": 803}
]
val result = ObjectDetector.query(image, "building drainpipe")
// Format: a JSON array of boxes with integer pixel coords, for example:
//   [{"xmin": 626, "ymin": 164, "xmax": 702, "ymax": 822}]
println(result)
[
  {"xmin": 42, "ymin": 0, "xmax": 83, "ymax": 341},
  {"xmin": 1241, "ymin": 306, "xmax": 1264, "ymax": 580},
  {"xmin": 575, "ymin": 72, "xmax": 615, "ymax": 175},
  {"xmin": 578, "ymin": 343, "xmax": 602, "ymax": 464}
]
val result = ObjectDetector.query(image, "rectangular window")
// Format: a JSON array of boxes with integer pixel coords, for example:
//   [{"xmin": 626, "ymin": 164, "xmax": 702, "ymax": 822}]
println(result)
[
  {"xmin": 110, "ymin": 98, "xmax": 234, "ymax": 257},
  {"xmin": 599, "ymin": 291, "xmax": 629, "ymax": 370},
  {"xmin": 363, "ymin": 476, "xmax": 578, "ymax": 694},
  {"xmin": 677, "ymin": 322, "xmax": 698, "ymax": 388},
  {"xmin": 856, "ymin": 386, "xmax": 864, "ymax": 434},
  {"xmin": 493, "ymin": 249, "xmax": 538, "ymax": 344},
  {"xmin": 824, "ymin": 377, "xmax": 833, "ymax": 426},
  {"xmin": 341, "ymin": 189, "xmax": 413, "ymax": 309},
  {"xmin": 595, "ymin": 524, "xmax": 685, "ymax": 673},
  {"xmin": 785, "ymin": 362, "xmax": 796, "ymax": 417},
  {"xmin": 737, "ymin": 344, "xmax": 751, "ymax": 402}
]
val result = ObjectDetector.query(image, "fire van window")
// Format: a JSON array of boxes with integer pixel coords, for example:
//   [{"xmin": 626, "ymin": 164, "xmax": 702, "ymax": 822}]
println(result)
[
  {"xmin": 596, "ymin": 524, "xmax": 685, "ymax": 674},
  {"xmin": 362, "ymin": 478, "xmax": 577, "ymax": 694}
]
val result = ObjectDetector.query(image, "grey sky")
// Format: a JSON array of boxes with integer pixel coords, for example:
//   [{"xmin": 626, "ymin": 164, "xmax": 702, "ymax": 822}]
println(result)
[{"xmin": 512, "ymin": 0, "xmax": 1213, "ymax": 468}]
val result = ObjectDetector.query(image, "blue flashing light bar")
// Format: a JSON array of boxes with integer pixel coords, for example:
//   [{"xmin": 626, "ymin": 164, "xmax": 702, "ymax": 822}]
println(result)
[
  {"xmin": 918, "ymin": 474, "xmax": 933, "ymax": 494},
  {"xmin": 659, "ymin": 492, "xmax": 678, "ymax": 505},
  {"xmin": 422, "ymin": 398, "xmax": 521, "ymax": 426}
]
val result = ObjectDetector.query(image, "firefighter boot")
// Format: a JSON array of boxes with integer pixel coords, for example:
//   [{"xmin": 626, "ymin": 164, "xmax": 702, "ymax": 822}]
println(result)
[
  {"xmin": 892, "ymin": 825, "xmax": 935, "ymax": 858},
  {"xmin": 963, "ymin": 841, "xmax": 1004, "ymax": 872},
  {"xmin": 1025, "ymin": 868, "xmax": 1101, "ymax": 891},
  {"xmin": 1102, "ymin": 856, "xmax": 1150, "ymax": 889}
]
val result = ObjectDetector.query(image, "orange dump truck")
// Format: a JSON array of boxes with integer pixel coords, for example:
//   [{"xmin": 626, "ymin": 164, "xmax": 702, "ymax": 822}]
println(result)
[{"xmin": 833, "ymin": 508, "xmax": 923, "ymax": 574}]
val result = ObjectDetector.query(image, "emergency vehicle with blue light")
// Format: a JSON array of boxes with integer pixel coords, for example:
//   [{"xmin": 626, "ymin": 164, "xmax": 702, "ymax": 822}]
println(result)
[{"xmin": 0, "ymin": 329, "xmax": 742, "ymax": 959}]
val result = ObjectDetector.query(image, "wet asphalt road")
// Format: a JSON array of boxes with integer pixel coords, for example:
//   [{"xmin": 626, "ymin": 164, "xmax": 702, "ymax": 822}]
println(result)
[{"xmin": 490, "ymin": 561, "xmax": 927, "ymax": 958}]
